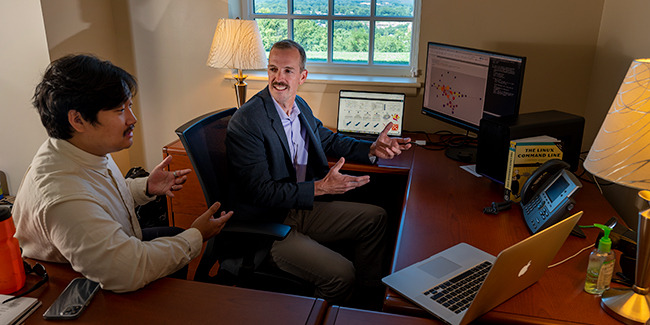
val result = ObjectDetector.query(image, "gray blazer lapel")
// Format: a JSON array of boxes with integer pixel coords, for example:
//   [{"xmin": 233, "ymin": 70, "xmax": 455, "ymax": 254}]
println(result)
[
  {"xmin": 262, "ymin": 90, "xmax": 292, "ymax": 160},
  {"xmin": 298, "ymin": 110, "xmax": 327, "ymax": 164}
]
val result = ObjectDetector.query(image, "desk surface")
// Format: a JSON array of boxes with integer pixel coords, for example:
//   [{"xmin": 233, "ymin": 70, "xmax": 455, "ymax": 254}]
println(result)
[
  {"xmin": 151, "ymin": 136, "xmax": 624, "ymax": 324},
  {"xmin": 22, "ymin": 261, "xmax": 327, "ymax": 324},
  {"xmin": 324, "ymin": 306, "xmax": 437, "ymax": 325},
  {"xmin": 382, "ymin": 145, "xmax": 623, "ymax": 324}
]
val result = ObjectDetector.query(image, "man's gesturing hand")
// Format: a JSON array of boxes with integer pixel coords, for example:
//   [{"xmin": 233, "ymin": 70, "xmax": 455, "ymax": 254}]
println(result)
[
  {"xmin": 146, "ymin": 155, "xmax": 192, "ymax": 197},
  {"xmin": 191, "ymin": 202, "xmax": 233, "ymax": 241},
  {"xmin": 369, "ymin": 122, "xmax": 412, "ymax": 160},
  {"xmin": 314, "ymin": 157, "xmax": 370, "ymax": 196}
]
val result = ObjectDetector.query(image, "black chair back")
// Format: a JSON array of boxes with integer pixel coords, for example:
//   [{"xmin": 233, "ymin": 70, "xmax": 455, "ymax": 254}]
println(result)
[
  {"xmin": 175, "ymin": 107, "xmax": 236, "ymax": 210},
  {"xmin": 175, "ymin": 108, "xmax": 241, "ymax": 282}
]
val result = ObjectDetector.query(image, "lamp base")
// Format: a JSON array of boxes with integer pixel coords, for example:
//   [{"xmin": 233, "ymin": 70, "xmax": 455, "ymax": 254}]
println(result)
[
  {"xmin": 601, "ymin": 287, "xmax": 650, "ymax": 324},
  {"xmin": 234, "ymin": 74, "xmax": 247, "ymax": 108}
]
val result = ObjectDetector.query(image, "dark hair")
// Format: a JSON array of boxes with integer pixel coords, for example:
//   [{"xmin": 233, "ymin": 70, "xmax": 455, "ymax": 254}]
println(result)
[
  {"xmin": 271, "ymin": 39, "xmax": 307, "ymax": 71},
  {"xmin": 32, "ymin": 54, "xmax": 137, "ymax": 139}
]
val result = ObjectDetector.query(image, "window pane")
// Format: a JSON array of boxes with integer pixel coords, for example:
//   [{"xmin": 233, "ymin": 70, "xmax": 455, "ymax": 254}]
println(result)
[
  {"xmin": 374, "ymin": 21, "xmax": 411, "ymax": 65},
  {"xmin": 333, "ymin": 20, "xmax": 369, "ymax": 63},
  {"xmin": 334, "ymin": 0, "xmax": 370, "ymax": 16},
  {"xmin": 256, "ymin": 19, "xmax": 288, "ymax": 52},
  {"xmin": 294, "ymin": 19, "xmax": 328, "ymax": 62},
  {"xmin": 294, "ymin": 0, "xmax": 328, "ymax": 15},
  {"xmin": 376, "ymin": 0, "xmax": 414, "ymax": 17},
  {"xmin": 253, "ymin": 0, "xmax": 287, "ymax": 14}
]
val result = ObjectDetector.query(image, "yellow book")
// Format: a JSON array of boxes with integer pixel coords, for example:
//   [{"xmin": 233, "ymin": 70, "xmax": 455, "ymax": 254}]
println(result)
[{"xmin": 504, "ymin": 135, "xmax": 563, "ymax": 202}]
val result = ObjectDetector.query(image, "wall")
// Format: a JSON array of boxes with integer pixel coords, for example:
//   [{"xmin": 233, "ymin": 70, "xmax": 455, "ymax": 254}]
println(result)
[
  {"xmin": 586, "ymin": 0, "xmax": 650, "ymax": 146},
  {"xmin": 413, "ymin": 1, "xmax": 604, "ymax": 138},
  {"xmin": 40, "ymin": 0, "xmax": 143, "ymax": 172},
  {"xmin": 0, "ymin": 0, "xmax": 50, "ymax": 195},
  {"xmin": 128, "ymin": 0, "xmax": 236, "ymax": 170}
]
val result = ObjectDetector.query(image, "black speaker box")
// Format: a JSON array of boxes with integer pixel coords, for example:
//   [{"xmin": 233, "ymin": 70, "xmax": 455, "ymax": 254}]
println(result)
[{"xmin": 476, "ymin": 110, "xmax": 584, "ymax": 184}]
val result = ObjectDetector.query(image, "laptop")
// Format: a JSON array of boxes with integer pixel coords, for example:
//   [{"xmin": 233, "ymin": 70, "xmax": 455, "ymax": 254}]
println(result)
[
  {"xmin": 336, "ymin": 90, "xmax": 406, "ymax": 141},
  {"xmin": 382, "ymin": 211, "xmax": 583, "ymax": 325}
]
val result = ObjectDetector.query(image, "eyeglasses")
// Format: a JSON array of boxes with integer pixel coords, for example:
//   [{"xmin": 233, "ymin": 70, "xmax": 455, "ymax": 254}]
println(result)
[{"xmin": 2, "ymin": 262, "xmax": 49, "ymax": 304}]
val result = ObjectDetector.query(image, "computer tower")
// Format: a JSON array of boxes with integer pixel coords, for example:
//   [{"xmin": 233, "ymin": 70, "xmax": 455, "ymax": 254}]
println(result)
[{"xmin": 476, "ymin": 110, "xmax": 584, "ymax": 184}]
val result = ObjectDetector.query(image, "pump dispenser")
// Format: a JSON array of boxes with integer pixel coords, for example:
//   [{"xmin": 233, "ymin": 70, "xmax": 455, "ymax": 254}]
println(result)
[{"xmin": 584, "ymin": 224, "xmax": 615, "ymax": 294}]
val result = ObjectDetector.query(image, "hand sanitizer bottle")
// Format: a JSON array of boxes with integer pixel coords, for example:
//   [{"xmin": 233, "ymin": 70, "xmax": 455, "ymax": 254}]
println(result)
[{"xmin": 584, "ymin": 224, "xmax": 615, "ymax": 294}]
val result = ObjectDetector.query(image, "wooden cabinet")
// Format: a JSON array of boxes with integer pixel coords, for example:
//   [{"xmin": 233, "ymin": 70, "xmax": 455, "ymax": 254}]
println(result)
[
  {"xmin": 162, "ymin": 139, "xmax": 207, "ymax": 229},
  {"xmin": 162, "ymin": 139, "xmax": 210, "ymax": 280}
]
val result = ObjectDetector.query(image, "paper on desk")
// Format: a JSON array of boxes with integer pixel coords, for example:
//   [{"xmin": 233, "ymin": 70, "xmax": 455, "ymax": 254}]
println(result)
[
  {"xmin": 0, "ymin": 294, "xmax": 41, "ymax": 325},
  {"xmin": 460, "ymin": 164, "xmax": 482, "ymax": 177}
]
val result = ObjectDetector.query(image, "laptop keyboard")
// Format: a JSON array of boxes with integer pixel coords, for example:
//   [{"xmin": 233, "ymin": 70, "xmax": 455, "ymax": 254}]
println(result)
[{"xmin": 422, "ymin": 261, "xmax": 493, "ymax": 314}]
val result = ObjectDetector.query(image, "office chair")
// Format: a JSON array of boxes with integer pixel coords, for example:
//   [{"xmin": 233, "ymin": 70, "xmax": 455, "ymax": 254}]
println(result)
[{"xmin": 175, "ymin": 107, "xmax": 312, "ymax": 296}]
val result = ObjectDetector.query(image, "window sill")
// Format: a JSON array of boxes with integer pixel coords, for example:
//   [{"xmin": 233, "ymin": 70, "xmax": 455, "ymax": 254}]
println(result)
[{"xmin": 224, "ymin": 71, "xmax": 422, "ymax": 95}]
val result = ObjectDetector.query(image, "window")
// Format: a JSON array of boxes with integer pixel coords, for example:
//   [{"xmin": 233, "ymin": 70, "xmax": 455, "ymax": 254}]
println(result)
[{"xmin": 242, "ymin": 0, "xmax": 420, "ymax": 77}]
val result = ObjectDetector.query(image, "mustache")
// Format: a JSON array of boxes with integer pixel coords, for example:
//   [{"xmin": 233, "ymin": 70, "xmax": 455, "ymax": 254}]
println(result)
[
  {"xmin": 272, "ymin": 81, "xmax": 288, "ymax": 88},
  {"xmin": 124, "ymin": 124, "xmax": 135, "ymax": 135}
]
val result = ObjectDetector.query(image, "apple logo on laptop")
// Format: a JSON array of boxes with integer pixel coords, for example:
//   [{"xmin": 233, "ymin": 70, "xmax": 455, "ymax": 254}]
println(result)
[{"xmin": 518, "ymin": 260, "xmax": 532, "ymax": 277}]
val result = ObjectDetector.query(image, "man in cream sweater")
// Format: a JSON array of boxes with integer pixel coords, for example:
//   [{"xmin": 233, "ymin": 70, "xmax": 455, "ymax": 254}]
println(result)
[{"xmin": 13, "ymin": 54, "xmax": 232, "ymax": 292}]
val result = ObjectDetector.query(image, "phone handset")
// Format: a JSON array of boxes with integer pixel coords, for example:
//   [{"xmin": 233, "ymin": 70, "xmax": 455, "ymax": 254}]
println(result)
[
  {"xmin": 520, "ymin": 159, "xmax": 570, "ymax": 206},
  {"xmin": 520, "ymin": 159, "xmax": 582, "ymax": 234}
]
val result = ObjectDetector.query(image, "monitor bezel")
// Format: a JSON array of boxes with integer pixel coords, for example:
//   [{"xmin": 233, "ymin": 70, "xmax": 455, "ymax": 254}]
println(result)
[{"xmin": 420, "ymin": 41, "xmax": 527, "ymax": 134}]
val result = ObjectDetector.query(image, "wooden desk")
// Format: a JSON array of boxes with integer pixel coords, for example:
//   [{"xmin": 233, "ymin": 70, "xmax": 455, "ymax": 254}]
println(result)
[
  {"xmin": 324, "ymin": 306, "xmax": 437, "ymax": 325},
  {"xmin": 22, "ymin": 261, "xmax": 327, "ymax": 324},
  {"xmin": 162, "ymin": 136, "xmax": 624, "ymax": 324},
  {"xmin": 383, "ymin": 146, "xmax": 623, "ymax": 324}
]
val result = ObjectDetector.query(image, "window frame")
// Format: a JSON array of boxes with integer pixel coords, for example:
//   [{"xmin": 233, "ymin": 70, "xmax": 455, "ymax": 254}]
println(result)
[{"xmin": 241, "ymin": 0, "xmax": 421, "ymax": 77}]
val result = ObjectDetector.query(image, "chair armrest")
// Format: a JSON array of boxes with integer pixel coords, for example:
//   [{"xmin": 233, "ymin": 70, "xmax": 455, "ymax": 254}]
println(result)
[{"xmin": 222, "ymin": 221, "xmax": 291, "ymax": 241}]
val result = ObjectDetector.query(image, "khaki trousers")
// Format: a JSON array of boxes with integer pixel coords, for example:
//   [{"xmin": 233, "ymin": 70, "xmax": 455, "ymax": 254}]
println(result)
[{"xmin": 270, "ymin": 200, "xmax": 387, "ymax": 303}]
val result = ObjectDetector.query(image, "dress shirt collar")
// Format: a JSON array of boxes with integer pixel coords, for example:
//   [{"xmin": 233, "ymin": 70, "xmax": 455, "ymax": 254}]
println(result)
[
  {"xmin": 271, "ymin": 96, "xmax": 299, "ymax": 121},
  {"xmin": 50, "ymin": 138, "xmax": 111, "ymax": 177}
]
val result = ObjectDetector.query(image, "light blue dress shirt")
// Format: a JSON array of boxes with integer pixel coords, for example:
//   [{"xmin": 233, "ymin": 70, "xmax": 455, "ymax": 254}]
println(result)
[{"xmin": 272, "ymin": 98, "xmax": 310, "ymax": 182}]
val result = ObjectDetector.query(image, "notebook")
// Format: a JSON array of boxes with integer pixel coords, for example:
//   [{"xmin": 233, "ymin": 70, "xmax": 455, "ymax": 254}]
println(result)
[
  {"xmin": 382, "ymin": 211, "xmax": 582, "ymax": 325},
  {"xmin": 336, "ymin": 90, "xmax": 406, "ymax": 141},
  {"xmin": 0, "ymin": 294, "xmax": 41, "ymax": 325}
]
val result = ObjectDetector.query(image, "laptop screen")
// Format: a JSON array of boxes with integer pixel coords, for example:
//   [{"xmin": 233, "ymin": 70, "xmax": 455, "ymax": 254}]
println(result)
[{"xmin": 337, "ymin": 90, "xmax": 406, "ymax": 137}]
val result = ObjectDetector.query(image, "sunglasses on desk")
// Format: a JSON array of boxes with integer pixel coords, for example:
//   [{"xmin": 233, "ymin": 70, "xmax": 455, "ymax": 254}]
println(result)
[{"xmin": 2, "ymin": 261, "xmax": 49, "ymax": 304}]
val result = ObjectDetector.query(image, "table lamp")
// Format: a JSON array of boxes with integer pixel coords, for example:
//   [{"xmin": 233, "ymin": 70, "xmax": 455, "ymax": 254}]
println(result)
[
  {"xmin": 584, "ymin": 58, "xmax": 650, "ymax": 325},
  {"xmin": 206, "ymin": 18, "xmax": 267, "ymax": 108}
]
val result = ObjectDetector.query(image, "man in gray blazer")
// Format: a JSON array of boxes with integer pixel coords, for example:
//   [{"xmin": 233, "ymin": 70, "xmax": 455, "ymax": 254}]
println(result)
[{"xmin": 226, "ymin": 40, "xmax": 411, "ymax": 305}]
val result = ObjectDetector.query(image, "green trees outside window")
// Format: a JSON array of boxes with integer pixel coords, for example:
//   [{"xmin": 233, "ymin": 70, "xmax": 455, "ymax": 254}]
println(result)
[{"xmin": 250, "ymin": 0, "xmax": 415, "ymax": 68}]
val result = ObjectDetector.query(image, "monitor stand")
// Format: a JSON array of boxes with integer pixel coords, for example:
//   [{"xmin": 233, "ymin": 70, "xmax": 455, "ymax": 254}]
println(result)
[{"xmin": 445, "ymin": 145, "xmax": 477, "ymax": 164}]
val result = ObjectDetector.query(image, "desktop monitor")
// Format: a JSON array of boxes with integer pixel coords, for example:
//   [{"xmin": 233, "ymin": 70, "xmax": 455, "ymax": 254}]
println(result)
[{"xmin": 421, "ymin": 42, "xmax": 526, "ymax": 161}]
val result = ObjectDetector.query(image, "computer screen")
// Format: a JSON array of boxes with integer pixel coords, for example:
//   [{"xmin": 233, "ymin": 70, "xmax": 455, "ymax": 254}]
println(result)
[
  {"xmin": 337, "ymin": 90, "xmax": 405, "ymax": 137},
  {"xmin": 421, "ymin": 42, "xmax": 526, "ymax": 134}
]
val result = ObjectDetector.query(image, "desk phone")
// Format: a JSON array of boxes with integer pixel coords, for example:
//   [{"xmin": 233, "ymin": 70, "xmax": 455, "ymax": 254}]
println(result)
[{"xmin": 520, "ymin": 159, "xmax": 582, "ymax": 234}]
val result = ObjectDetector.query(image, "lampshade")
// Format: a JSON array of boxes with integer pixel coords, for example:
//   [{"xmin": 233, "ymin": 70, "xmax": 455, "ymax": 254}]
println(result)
[
  {"xmin": 586, "ymin": 59, "xmax": 650, "ymax": 324},
  {"xmin": 206, "ymin": 18, "xmax": 267, "ymax": 70},
  {"xmin": 584, "ymin": 59, "xmax": 650, "ymax": 190}
]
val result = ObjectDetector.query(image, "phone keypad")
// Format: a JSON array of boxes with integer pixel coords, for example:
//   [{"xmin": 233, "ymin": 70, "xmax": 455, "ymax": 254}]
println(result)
[{"xmin": 524, "ymin": 196, "xmax": 549, "ymax": 231}]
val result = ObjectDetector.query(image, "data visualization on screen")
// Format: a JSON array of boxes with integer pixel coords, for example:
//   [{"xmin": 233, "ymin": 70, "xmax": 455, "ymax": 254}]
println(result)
[
  {"xmin": 421, "ymin": 42, "xmax": 526, "ymax": 133},
  {"xmin": 337, "ymin": 90, "xmax": 405, "ymax": 137}
]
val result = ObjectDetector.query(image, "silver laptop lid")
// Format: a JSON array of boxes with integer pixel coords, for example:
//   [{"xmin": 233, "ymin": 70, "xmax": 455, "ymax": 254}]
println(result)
[
  {"xmin": 382, "ymin": 211, "xmax": 583, "ymax": 325},
  {"xmin": 459, "ymin": 211, "xmax": 583, "ymax": 325}
]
